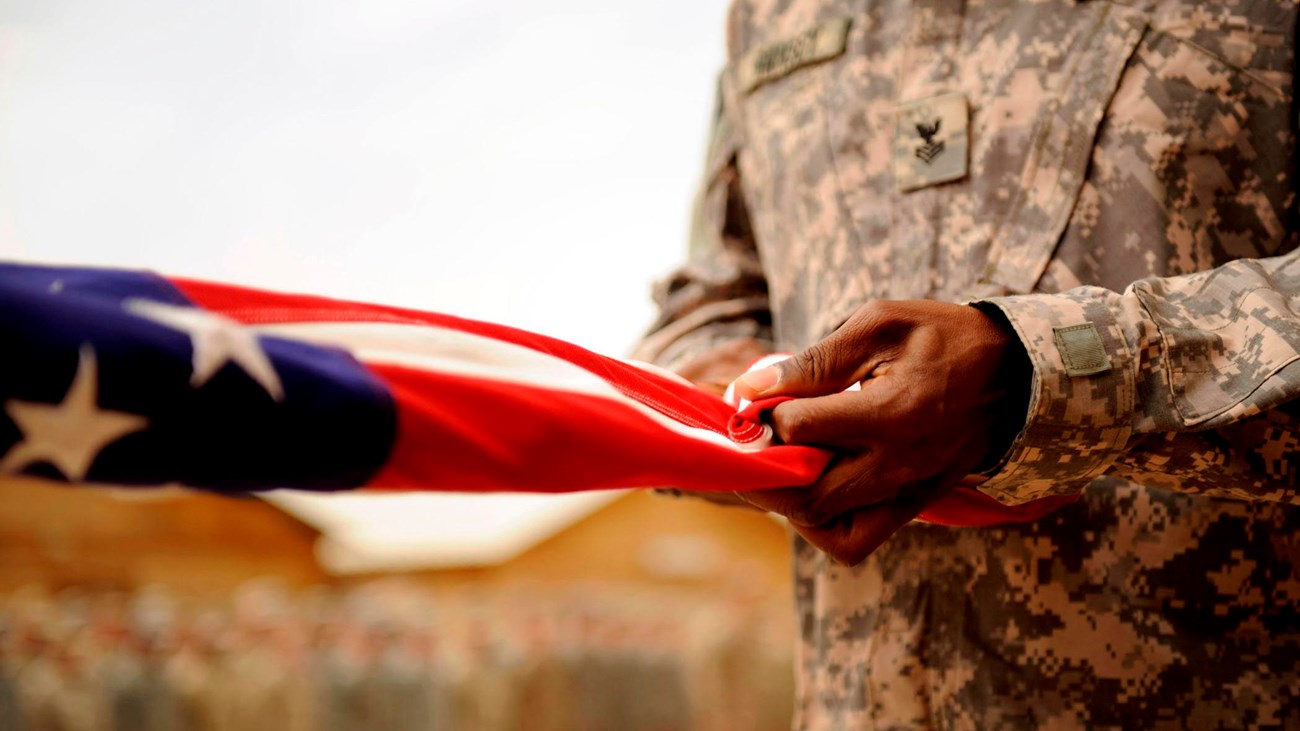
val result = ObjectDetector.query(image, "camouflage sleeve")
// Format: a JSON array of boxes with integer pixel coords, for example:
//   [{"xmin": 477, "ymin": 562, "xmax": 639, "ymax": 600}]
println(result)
[
  {"xmin": 975, "ymin": 249, "xmax": 1300, "ymax": 506},
  {"xmin": 630, "ymin": 74, "xmax": 773, "ymax": 373}
]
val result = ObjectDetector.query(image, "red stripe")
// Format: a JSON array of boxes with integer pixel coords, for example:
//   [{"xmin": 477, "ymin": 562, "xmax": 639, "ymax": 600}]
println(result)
[
  {"xmin": 365, "ymin": 362, "xmax": 830, "ymax": 493},
  {"xmin": 917, "ymin": 489, "xmax": 1076, "ymax": 526},
  {"xmin": 173, "ymin": 277, "xmax": 737, "ymax": 437},
  {"xmin": 174, "ymin": 276, "xmax": 1076, "ymax": 525}
]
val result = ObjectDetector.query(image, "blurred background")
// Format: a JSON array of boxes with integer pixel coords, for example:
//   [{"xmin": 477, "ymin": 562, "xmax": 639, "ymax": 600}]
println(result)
[{"xmin": 0, "ymin": 1, "xmax": 803, "ymax": 729}]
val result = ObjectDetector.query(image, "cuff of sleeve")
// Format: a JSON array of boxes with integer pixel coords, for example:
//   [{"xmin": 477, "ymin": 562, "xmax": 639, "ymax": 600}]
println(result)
[
  {"xmin": 630, "ymin": 297, "xmax": 771, "ymax": 366},
  {"xmin": 632, "ymin": 317, "xmax": 772, "ymax": 373},
  {"xmin": 971, "ymin": 289, "xmax": 1137, "ymax": 505}
]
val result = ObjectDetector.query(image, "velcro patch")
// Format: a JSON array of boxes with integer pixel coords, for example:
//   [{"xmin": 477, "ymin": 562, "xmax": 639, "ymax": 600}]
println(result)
[
  {"xmin": 894, "ymin": 93, "xmax": 968, "ymax": 191},
  {"xmin": 737, "ymin": 18, "xmax": 852, "ymax": 94},
  {"xmin": 1052, "ymin": 323, "xmax": 1112, "ymax": 377}
]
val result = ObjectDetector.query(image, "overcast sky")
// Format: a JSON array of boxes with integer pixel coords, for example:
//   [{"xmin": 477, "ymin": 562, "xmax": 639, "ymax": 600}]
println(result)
[
  {"xmin": 0, "ymin": 0, "xmax": 733, "ymax": 564},
  {"xmin": 0, "ymin": 0, "xmax": 728, "ymax": 357}
]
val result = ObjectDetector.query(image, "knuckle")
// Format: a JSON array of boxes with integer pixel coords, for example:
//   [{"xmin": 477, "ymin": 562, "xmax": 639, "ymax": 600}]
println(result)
[
  {"xmin": 773, "ymin": 406, "xmax": 815, "ymax": 444},
  {"xmin": 849, "ymin": 299, "xmax": 900, "ymax": 335},
  {"xmin": 791, "ymin": 337, "xmax": 860, "ymax": 388},
  {"xmin": 825, "ymin": 532, "xmax": 867, "ymax": 567},
  {"xmin": 741, "ymin": 488, "xmax": 808, "ymax": 522},
  {"xmin": 852, "ymin": 299, "xmax": 888, "ymax": 324},
  {"xmin": 807, "ymin": 504, "xmax": 835, "ymax": 527},
  {"xmin": 839, "ymin": 545, "xmax": 871, "ymax": 567},
  {"xmin": 807, "ymin": 485, "xmax": 853, "ymax": 525},
  {"xmin": 802, "ymin": 494, "xmax": 829, "ymax": 524},
  {"xmin": 849, "ymin": 299, "xmax": 918, "ymax": 348},
  {"xmin": 793, "ymin": 345, "xmax": 834, "ymax": 385}
]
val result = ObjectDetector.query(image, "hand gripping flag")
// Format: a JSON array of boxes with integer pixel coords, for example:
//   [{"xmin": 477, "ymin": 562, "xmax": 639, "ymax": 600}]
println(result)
[{"xmin": 0, "ymin": 262, "xmax": 1074, "ymax": 526}]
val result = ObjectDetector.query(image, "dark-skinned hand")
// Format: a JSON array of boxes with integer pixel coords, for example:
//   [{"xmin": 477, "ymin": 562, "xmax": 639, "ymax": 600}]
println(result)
[{"xmin": 730, "ymin": 300, "xmax": 1031, "ymax": 566}]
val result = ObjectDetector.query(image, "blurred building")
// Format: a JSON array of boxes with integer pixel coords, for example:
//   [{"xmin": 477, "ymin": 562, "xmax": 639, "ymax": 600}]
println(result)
[
  {"xmin": 0, "ymin": 478, "xmax": 791, "ymax": 598},
  {"xmin": 0, "ymin": 478, "xmax": 327, "ymax": 595}
]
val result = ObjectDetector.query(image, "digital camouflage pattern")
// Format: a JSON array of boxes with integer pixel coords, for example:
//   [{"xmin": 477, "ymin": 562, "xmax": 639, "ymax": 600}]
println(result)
[{"xmin": 636, "ymin": 0, "xmax": 1300, "ymax": 727}]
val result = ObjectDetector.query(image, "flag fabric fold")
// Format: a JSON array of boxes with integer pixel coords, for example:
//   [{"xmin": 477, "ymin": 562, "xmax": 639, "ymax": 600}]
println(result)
[{"xmin": 0, "ymin": 262, "xmax": 1073, "ymax": 526}]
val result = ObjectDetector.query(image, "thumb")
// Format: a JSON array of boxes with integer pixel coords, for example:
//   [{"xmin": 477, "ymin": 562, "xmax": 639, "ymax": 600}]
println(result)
[{"xmin": 733, "ymin": 337, "xmax": 860, "ymax": 401}]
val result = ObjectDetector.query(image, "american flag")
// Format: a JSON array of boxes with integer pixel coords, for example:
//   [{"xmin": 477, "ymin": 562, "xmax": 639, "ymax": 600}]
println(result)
[{"xmin": 0, "ymin": 262, "xmax": 1072, "ymax": 526}]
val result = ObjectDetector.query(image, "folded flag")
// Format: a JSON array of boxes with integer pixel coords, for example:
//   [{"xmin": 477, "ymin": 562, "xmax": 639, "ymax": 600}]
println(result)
[{"xmin": 0, "ymin": 262, "xmax": 1073, "ymax": 526}]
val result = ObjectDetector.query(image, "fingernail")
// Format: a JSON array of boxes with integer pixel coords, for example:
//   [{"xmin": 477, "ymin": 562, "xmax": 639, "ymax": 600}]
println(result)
[{"xmin": 740, "ymin": 366, "xmax": 780, "ymax": 393}]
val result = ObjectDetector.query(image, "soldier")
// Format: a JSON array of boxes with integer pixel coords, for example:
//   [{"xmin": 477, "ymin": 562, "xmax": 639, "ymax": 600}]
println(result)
[
  {"xmin": 364, "ymin": 620, "xmax": 439, "ymax": 731},
  {"xmin": 513, "ymin": 613, "xmax": 572, "ymax": 731},
  {"xmin": 456, "ymin": 620, "xmax": 520, "ymax": 731},
  {"xmin": 213, "ymin": 585, "xmax": 311, "ymax": 731},
  {"xmin": 0, "ymin": 618, "xmax": 25, "ymax": 731},
  {"xmin": 632, "ymin": 620, "xmax": 692, "ymax": 731},
  {"xmin": 26, "ymin": 631, "xmax": 104, "ymax": 731},
  {"xmin": 165, "ymin": 614, "xmax": 223, "ymax": 731},
  {"xmin": 637, "ymin": 0, "xmax": 1300, "ymax": 727},
  {"xmin": 310, "ymin": 614, "xmax": 370, "ymax": 731}
]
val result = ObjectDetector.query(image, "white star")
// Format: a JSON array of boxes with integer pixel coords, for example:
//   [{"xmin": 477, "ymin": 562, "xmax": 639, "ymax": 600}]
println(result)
[
  {"xmin": 124, "ymin": 298, "xmax": 284, "ymax": 400},
  {"xmin": 1, "ymin": 347, "xmax": 149, "ymax": 482}
]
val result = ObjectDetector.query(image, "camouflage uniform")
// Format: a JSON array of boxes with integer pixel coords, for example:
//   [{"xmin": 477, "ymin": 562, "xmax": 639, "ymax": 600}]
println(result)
[{"xmin": 637, "ymin": 0, "xmax": 1300, "ymax": 727}]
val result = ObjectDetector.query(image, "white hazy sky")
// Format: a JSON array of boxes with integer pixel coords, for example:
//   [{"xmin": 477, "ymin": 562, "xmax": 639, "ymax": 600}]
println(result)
[
  {"xmin": 0, "ymin": 0, "xmax": 733, "ymax": 567},
  {"xmin": 0, "ymin": 0, "xmax": 728, "ymax": 356}
]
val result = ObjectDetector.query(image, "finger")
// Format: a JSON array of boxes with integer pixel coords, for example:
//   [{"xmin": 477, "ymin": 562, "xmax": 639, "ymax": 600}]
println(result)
[
  {"xmin": 767, "ymin": 384, "xmax": 897, "ymax": 448},
  {"xmin": 739, "ymin": 450, "xmax": 914, "ymax": 527},
  {"xmin": 793, "ymin": 499, "xmax": 926, "ymax": 567},
  {"xmin": 734, "ymin": 330, "xmax": 872, "ymax": 402},
  {"xmin": 800, "ymin": 450, "xmax": 904, "ymax": 525},
  {"xmin": 802, "ymin": 443, "xmax": 980, "ymax": 526},
  {"xmin": 656, "ymin": 489, "xmax": 768, "ymax": 512},
  {"xmin": 734, "ymin": 487, "xmax": 818, "ymax": 526}
]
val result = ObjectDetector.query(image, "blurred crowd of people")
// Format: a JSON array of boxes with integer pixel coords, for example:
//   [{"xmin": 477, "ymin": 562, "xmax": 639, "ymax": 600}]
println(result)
[{"xmin": 0, "ymin": 579, "xmax": 794, "ymax": 731}]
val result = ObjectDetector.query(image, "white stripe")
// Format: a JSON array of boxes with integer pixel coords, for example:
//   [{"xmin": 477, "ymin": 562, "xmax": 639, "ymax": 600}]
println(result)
[{"xmin": 252, "ymin": 321, "xmax": 761, "ymax": 452}]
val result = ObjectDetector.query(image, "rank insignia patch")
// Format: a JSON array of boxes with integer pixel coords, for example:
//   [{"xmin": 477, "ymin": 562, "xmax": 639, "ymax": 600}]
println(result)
[{"xmin": 894, "ymin": 93, "xmax": 968, "ymax": 191}]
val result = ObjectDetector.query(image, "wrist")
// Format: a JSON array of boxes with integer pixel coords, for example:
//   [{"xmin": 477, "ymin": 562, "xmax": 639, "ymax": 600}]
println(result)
[{"xmin": 970, "ymin": 304, "xmax": 1033, "ymax": 473}]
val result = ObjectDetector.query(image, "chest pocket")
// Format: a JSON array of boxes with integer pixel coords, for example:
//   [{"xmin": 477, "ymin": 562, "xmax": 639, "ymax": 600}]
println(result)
[
  {"xmin": 726, "ymin": 1, "xmax": 1154, "ymax": 346},
  {"xmin": 1042, "ymin": 7, "xmax": 1296, "ymax": 299},
  {"xmin": 979, "ymin": 1, "xmax": 1149, "ymax": 294}
]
